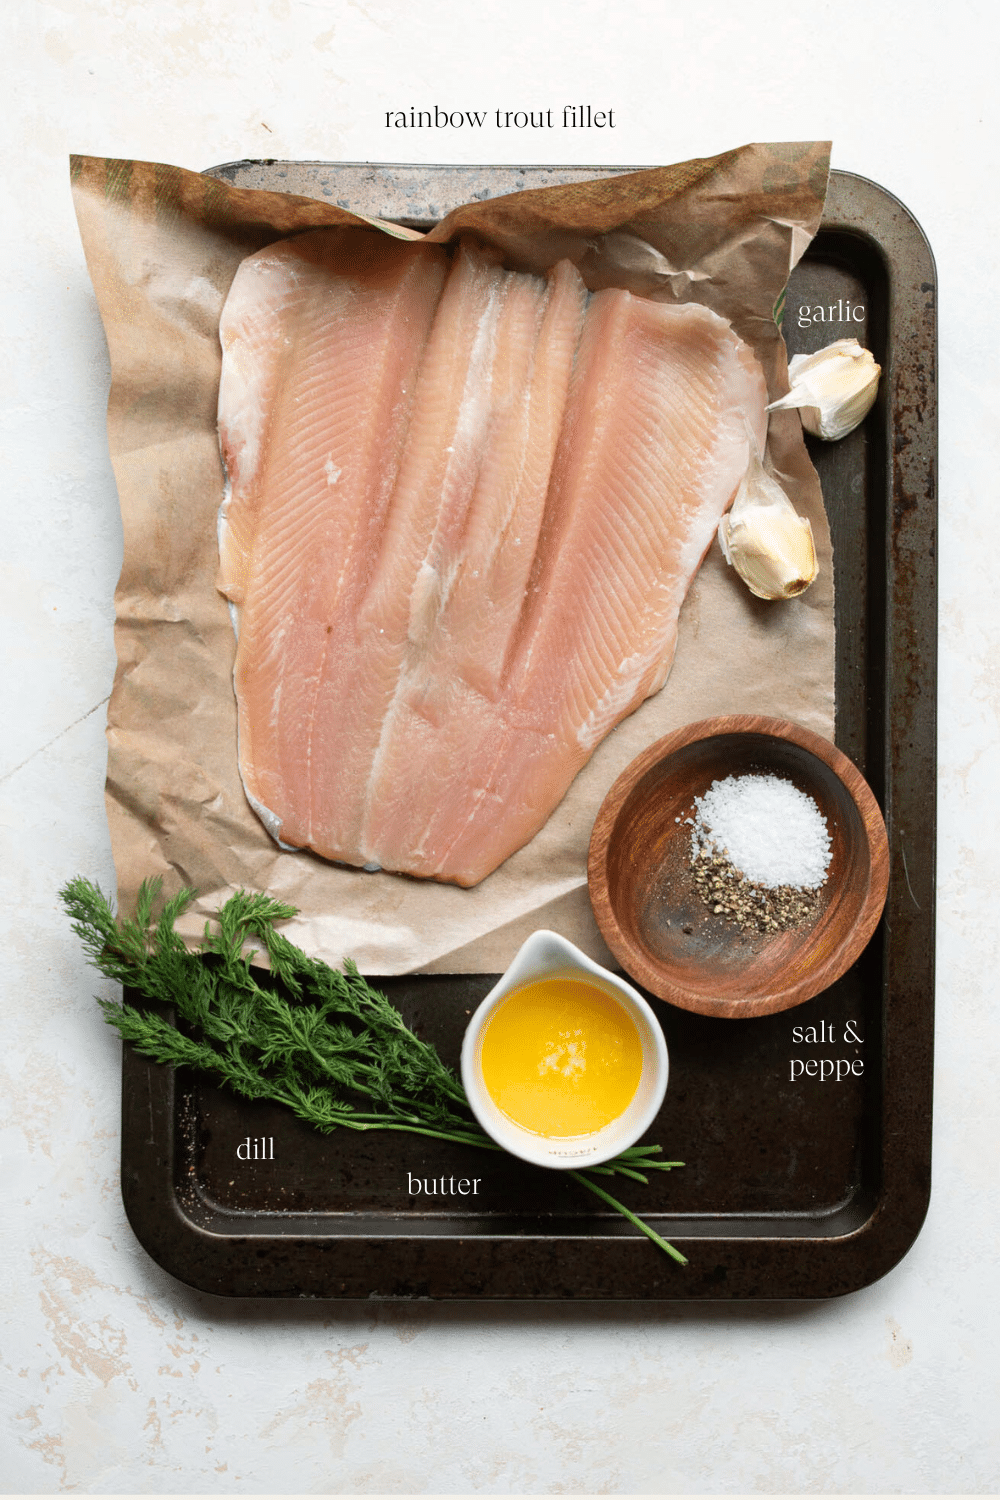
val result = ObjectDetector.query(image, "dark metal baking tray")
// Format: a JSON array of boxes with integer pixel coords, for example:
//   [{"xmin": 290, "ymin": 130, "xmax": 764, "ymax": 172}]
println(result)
[{"xmin": 120, "ymin": 164, "xmax": 936, "ymax": 1299}]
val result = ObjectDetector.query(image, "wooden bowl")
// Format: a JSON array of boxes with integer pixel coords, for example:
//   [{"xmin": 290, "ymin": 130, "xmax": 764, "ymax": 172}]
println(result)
[{"xmin": 587, "ymin": 716, "xmax": 890, "ymax": 1019}]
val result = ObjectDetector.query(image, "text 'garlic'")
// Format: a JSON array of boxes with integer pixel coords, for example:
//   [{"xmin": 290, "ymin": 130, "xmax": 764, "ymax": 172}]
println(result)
[
  {"xmin": 718, "ymin": 444, "xmax": 817, "ymax": 601},
  {"xmin": 767, "ymin": 337, "xmax": 880, "ymax": 441}
]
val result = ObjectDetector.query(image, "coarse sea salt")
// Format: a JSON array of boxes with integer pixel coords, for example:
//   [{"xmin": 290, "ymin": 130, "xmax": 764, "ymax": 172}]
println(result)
[{"xmin": 690, "ymin": 773, "xmax": 831, "ymax": 889}]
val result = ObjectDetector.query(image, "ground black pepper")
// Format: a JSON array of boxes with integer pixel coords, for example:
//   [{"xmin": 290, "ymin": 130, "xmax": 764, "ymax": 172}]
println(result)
[{"xmin": 690, "ymin": 843, "xmax": 821, "ymax": 933}]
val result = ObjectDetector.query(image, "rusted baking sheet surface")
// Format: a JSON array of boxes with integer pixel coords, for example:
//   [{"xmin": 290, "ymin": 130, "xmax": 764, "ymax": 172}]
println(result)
[{"xmin": 120, "ymin": 165, "xmax": 936, "ymax": 1300}]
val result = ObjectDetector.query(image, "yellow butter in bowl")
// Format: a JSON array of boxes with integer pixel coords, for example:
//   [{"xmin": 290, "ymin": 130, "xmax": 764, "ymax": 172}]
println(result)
[
  {"xmin": 479, "ymin": 976, "xmax": 644, "ymax": 1137},
  {"xmin": 462, "ymin": 930, "xmax": 668, "ymax": 1169}
]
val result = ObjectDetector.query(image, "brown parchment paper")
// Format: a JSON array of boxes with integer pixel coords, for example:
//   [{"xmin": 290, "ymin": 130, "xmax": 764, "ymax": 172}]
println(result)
[{"xmin": 71, "ymin": 143, "xmax": 834, "ymax": 975}]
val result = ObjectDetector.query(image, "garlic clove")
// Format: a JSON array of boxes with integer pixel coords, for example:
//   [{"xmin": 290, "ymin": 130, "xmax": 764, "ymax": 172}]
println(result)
[
  {"xmin": 718, "ymin": 442, "xmax": 818, "ymax": 601},
  {"xmin": 719, "ymin": 505, "xmax": 817, "ymax": 600},
  {"xmin": 767, "ymin": 337, "xmax": 880, "ymax": 441}
]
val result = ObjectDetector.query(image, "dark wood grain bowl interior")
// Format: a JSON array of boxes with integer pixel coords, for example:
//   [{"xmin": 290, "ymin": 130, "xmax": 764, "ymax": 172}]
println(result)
[{"xmin": 588, "ymin": 716, "xmax": 889, "ymax": 1019}]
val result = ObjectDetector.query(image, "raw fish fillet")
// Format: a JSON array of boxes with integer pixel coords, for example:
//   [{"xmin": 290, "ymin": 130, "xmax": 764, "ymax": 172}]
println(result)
[{"xmin": 218, "ymin": 232, "xmax": 768, "ymax": 886}]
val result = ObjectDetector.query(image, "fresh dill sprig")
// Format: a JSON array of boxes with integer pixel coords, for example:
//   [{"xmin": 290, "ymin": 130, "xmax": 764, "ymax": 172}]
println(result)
[{"xmin": 60, "ymin": 876, "xmax": 687, "ymax": 1265}]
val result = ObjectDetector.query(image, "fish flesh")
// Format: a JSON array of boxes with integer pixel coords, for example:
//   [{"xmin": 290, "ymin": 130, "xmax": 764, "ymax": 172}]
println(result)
[{"xmin": 217, "ymin": 230, "xmax": 768, "ymax": 886}]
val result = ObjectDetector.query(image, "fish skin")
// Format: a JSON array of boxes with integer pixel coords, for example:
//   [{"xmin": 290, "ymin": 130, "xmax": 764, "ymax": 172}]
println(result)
[{"xmin": 218, "ymin": 236, "xmax": 768, "ymax": 886}]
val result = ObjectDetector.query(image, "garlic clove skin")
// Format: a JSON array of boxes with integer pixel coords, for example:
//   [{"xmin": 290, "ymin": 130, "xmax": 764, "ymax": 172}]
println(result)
[
  {"xmin": 766, "ymin": 337, "xmax": 880, "ymax": 441},
  {"xmin": 719, "ymin": 445, "xmax": 818, "ymax": 601},
  {"xmin": 719, "ymin": 505, "xmax": 817, "ymax": 600}
]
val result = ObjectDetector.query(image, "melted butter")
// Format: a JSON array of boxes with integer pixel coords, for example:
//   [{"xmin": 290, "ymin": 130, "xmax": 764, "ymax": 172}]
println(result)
[{"xmin": 479, "ymin": 977, "xmax": 643, "ymax": 1137}]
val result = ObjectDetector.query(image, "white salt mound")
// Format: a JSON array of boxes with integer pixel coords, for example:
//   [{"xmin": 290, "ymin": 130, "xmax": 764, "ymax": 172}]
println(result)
[{"xmin": 691, "ymin": 773, "xmax": 831, "ymax": 889}]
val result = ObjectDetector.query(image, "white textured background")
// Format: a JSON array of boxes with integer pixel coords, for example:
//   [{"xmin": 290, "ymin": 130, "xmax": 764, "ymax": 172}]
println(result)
[{"xmin": 2, "ymin": 0, "xmax": 998, "ymax": 1492}]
